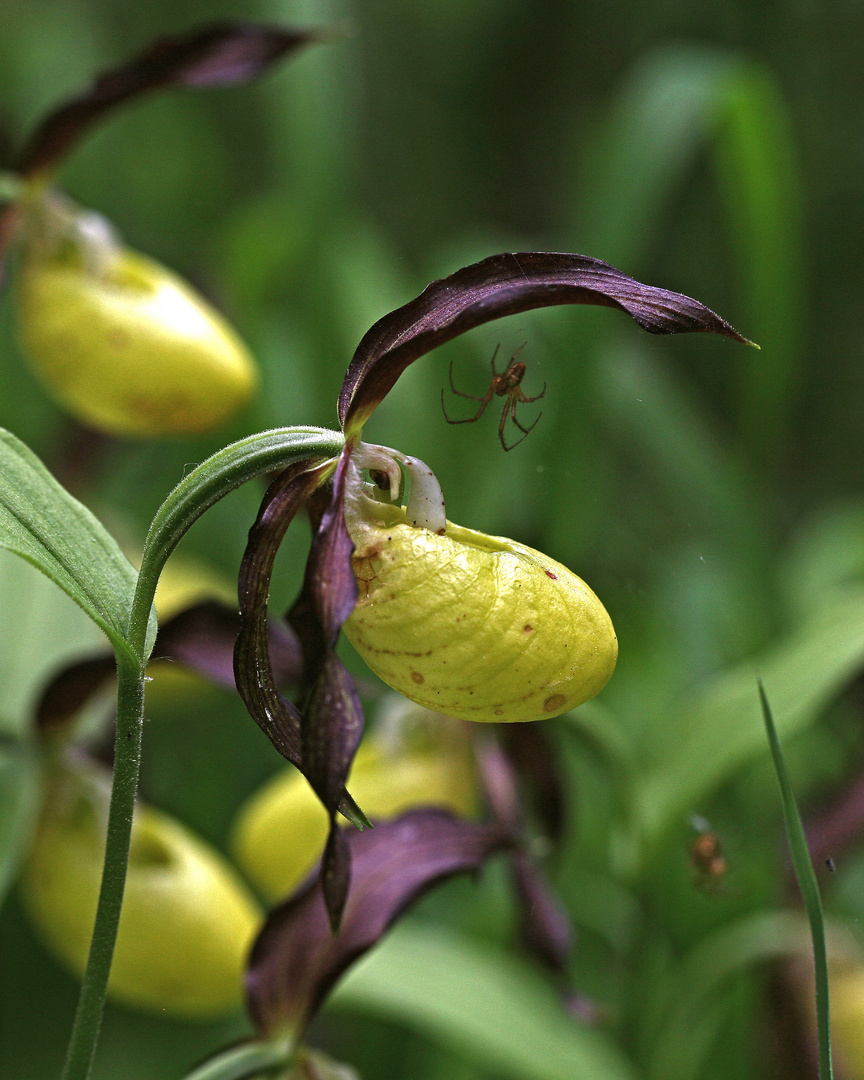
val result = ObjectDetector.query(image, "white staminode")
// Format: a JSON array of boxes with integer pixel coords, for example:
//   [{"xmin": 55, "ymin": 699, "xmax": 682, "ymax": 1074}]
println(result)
[{"xmin": 352, "ymin": 443, "xmax": 447, "ymax": 535}]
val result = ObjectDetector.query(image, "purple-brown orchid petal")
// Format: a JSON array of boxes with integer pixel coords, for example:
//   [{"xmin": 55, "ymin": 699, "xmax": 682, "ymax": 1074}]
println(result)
[
  {"xmin": 510, "ymin": 852, "xmax": 573, "ymax": 976},
  {"xmin": 287, "ymin": 448, "xmax": 364, "ymax": 928},
  {"xmin": 235, "ymin": 452, "xmax": 367, "ymax": 906},
  {"xmin": 33, "ymin": 601, "xmax": 302, "ymax": 736},
  {"xmin": 16, "ymin": 22, "xmax": 319, "ymax": 179},
  {"xmin": 288, "ymin": 448, "xmax": 358, "ymax": 668},
  {"xmin": 155, "ymin": 599, "xmax": 304, "ymax": 690},
  {"xmin": 246, "ymin": 808, "xmax": 511, "ymax": 1038},
  {"xmin": 476, "ymin": 739, "xmax": 574, "ymax": 984},
  {"xmin": 338, "ymin": 251, "xmax": 752, "ymax": 433},
  {"xmin": 304, "ymin": 653, "xmax": 366, "ymax": 928},
  {"xmin": 474, "ymin": 736, "xmax": 523, "ymax": 839},
  {"xmin": 235, "ymin": 457, "xmax": 336, "ymax": 768}
]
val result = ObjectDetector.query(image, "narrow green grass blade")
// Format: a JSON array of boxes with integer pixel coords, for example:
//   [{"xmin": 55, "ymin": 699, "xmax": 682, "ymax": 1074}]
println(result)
[{"xmin": 759, "ymin": 679, "xmax": 833, "ymax": 1080}]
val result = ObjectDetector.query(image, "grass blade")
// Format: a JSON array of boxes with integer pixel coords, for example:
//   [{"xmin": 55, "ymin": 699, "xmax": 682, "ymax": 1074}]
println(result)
[{"xmin": 759, "ymin": 678, "xmax": 833, "ymax": 1080}]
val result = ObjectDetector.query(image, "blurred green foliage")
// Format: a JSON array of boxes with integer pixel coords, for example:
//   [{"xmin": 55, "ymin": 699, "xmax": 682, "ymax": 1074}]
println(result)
[{"xmin": 2, "ymin": 1, "xmax": 864, "ymax": 1078}]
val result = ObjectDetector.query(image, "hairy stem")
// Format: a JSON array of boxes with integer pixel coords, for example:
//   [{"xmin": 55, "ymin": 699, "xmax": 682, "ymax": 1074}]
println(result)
[
  {"xmin": 60, "ymin": 650, "xmax": 146, "ymax": 1080},
  {"xmin": 60, "ymin": 427, "xmax": 346, "ymax": 1078}
]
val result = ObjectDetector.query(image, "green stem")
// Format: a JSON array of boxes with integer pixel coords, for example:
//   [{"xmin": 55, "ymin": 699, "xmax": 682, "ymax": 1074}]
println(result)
[
  {"xmin": 60, "ymin": 426, "xmax": 344, "ymax": 1078},
  {"xmin": 60, "ymin": 650, "xmax": 146, "ymax": 1080}
]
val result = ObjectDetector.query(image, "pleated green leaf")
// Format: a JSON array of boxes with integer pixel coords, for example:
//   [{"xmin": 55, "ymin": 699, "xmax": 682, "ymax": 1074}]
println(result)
[{"xmin": 0, "ymin": 428, "xmax": 154, "ymax": 661}]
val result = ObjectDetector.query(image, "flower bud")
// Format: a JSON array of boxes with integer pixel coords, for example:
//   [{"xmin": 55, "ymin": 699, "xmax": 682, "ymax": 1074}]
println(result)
[
  {"xmin": 15, "ymin": 193, "xmax": 257, "ymax": 437},
  {"xmin": 232, "ymin": 712, "xmax": 478, "ymax": 902},
  {"xmin": 20, "ymin": 762, "xmax": 262, "ymax": 1017},
  {"xmin": 342, "ymin": 451, "xmax": 617, "ymax": 723}
]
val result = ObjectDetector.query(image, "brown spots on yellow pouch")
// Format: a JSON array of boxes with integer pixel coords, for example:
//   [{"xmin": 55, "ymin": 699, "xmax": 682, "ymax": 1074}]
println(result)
[
  {"xmin": 352, "ymin": 552, "xmax": 381, "ymax": 599},
  {"xmin": 108, "ymin": 327, "xmax": 130, "ymax": 348},
  {"xmin": 342, "ymin": 512, "xmax": 618, "ymax": 723}
]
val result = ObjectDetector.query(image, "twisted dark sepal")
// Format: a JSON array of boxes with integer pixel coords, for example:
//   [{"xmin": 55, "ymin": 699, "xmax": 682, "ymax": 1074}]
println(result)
[
  {"xmin": 338, "ymin": 251, "xmax": 753, "ymax": 433},
  {"xmin": 510, "ymin": 853, "xmax": 573, "ymax": 976},
  {"xmin": 234, "ymin": 451, "xmax": 367, "ymax": 929},
  {"xmin": 287, "ymin": 448, "xmax": 365, "ymax": 930},
  {"xmin": 16, "ymin": 22, "xmax": 321, "ymax": 179},
  {"xmin": 246, "ymin": 809, "xmax": 511, "ymax": 1041},
  {"xmin": 235, "ymin": 457, "xmax": 335, "ymax": 768}
]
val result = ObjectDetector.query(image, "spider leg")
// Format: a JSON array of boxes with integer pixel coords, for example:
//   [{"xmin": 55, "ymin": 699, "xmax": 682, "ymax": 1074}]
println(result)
[
  {"xmin": 442, "ymin": 383, "xmax": 495, "ymax": 425},
  {"xmin": 497, "ymin": 400, "xmax": 514, "ymax": 451},
  {"xmin": 489, "ymin": 343, "xmax": 502, "ymax": 377},
  {"xmin": 499, "ymin": 393, "xmax": 542, "ymax": 450},
  {"xmin": 499, "ymin": 396, "xmax": 535, "ymax": 450},
  {"xmin": 448, "ymin": 358, "xmax": 488, "ymax": 401},
  {"xmin": 516, "ymin": 380, "xmax": 547, "ymax": 405},
  {"xmin": 508, "ymin": 342, "xmax": 527, "ymax": 366},
  {"xmin": 510, "ymin": 405, "xmax": 542, "ymax": 437}
]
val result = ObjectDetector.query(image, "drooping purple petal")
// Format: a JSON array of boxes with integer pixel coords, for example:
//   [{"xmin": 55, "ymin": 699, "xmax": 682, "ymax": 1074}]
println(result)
[
  {"xmin": 301, "ymin": 653, "xmax": 364, "ymax": 814},
  {"xmin": 337, "ymin": 251, "xmax": 753, "ymax": 432},
  {"xmin": 289, "ymin": 447, "xmax": 358, "ymax": 660},
  {"xmin": 473, "ymin": 736, "xmax": 523, "ymax": 838},
  {"xmin": 475, "ymin": 739, "xmax": 574, "ymax": 983},
  {"xmin": 17, "ymin": 22, "xmax": 320, "ymax": 178},
  {"xmin": 34, "ymin": 601, "xmax": 302, "ymax": 736},
  {"xmin": 510, "ymin": 852, "xmax": 573, "ymax": 976},
  {"xmin": 285, "ymin": 447, "xmax": 364, "ymax": 927},
  {"xmin": 234, "ymin": 457, "xmax": 336, "ymax": 767},
  {"xmin": 246, "ymin": 809, "xmax": 511, "ymax": 1038},
  {"xmin": 156, "ymin": 599, "xmax": 303, "ymax": 691}
]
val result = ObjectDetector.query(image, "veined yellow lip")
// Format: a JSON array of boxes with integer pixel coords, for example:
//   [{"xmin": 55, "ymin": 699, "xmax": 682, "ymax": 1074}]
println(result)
[{"xmin": 343, "ymin": 448, "xmax": 617, "ymax": 723}]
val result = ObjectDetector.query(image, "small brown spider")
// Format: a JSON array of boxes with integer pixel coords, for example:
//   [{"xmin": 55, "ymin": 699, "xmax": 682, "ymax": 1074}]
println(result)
[{"xmin": 441, "ymin": 345, "xmax": 546, "ymax": 451}]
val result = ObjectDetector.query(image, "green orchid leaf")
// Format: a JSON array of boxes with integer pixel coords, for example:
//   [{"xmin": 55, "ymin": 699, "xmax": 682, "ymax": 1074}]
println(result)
[
  {"xmin": 0, "ymin": 549, "xmax": 105, "ymax": 738},
  {"xmin": 0, "ymin": 428, "xmax": 154, "ymax": 661},
  {"xmin": 332, "ymin": 920, "xmax": 638, "ymax": 1080}
]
